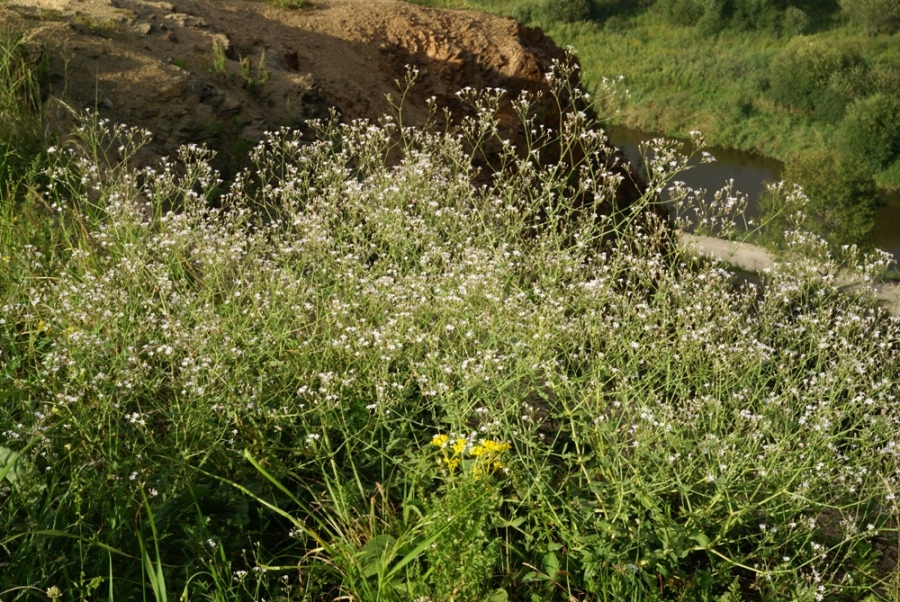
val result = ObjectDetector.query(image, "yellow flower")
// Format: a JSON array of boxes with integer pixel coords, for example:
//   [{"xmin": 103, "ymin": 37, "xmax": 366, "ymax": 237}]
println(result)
[
  {"xmin": 470, "ymin": 439, "xmax": 510, "ymax": 458},
  {"xmin": 452, "ymin": 437, "xmax": 467, "ymax": 455},
  {"xmin": 431, "ymin": 434, "xmax": 449, "ymax": 448},
  {"xmin": 482, "ymin": 440, "xmax": 511, "ymax": 454}
]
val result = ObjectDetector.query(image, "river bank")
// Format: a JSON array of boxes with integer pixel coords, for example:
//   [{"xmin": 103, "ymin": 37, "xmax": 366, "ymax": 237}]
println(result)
[{"xmin": 680, "ymin": 233, "xmax": 900, "ymax": 316}]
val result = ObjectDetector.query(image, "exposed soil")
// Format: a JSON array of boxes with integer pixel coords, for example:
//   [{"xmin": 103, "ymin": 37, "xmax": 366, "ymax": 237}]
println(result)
[{"xmin": 0, "ymin": 0, "xmax": 587, "ymax": 175}]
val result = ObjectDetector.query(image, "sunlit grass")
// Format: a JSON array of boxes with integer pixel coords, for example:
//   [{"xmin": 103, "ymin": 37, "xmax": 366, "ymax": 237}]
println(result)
[{"xmin": 1, "ymin": 42, "xmax": 899, "ymax": 602}]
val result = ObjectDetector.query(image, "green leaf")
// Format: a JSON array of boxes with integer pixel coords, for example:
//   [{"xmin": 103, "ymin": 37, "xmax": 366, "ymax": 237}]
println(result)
[
  {"xmin": 543, "ymin": 551, "xmax": 560, "ymax": 577},
  {"xmin": 689, "ymin": 531, "xmax": 711, "ymax": 549},
  {"xmin": 0, "ymin": 446, "xmax": 20, "ymax": 484},
  {"xmin": 357, "ymin": 534, "xmax": 397, "ymax": 578},
  {"xmin": 487, "ymin": 588, "xmax": 509, "ymax": 602}
]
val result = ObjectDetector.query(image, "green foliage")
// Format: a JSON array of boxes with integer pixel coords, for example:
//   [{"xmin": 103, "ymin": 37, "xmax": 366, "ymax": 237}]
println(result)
[
  {"xmin": 657, "ymin": 0, "xmax": 704, "ymax": 26},
  {"xmin": 876, "ymin": 155, "xmax": 900, "ymax": 190},
  {"xmin": 839, "ymin": 0, "xmax": 900, "ymax": 34},
  {"xmin": 2, "ymin": 60, "xmax": 899, "ymax": 601},
  {"xmin": 769, "ymin": 36, "xmax": 861, "ymax": 121},
  {"xmin": 240, "ymin": 49, "xmax": 269, "ymax": 93},
  {"xmin": 728, "ymin": 0, "xmax": 783, "ymax": 32},
  {"xmin": 654, "ymin": 0, "xmax": 814, "ymax": 34},
  {"xmin": 538, "ymin": 0, "xmax": 592, "ymax": 23},
  {"xmin": 781, "ymin": 147, "xmax": 880, "ymax": 247},
  {"xmin": 782, "ymin": 5, "xmax": 810, "ymax": 35},
  {"xmin": 425, "ymin": 479, "xmax": 503, "ymax": 601},
  {"xmin": 268, "ymin": 0, "xmax": 306, "ymax": 8},
  {"xmin": 210, "ymin": 38, "xmax": 227, "ymax": 74},
  {"xmin": 0, "ymin": 31, "xmax": 47, "ymax": 186},
  {"xmin": 838, "ymin": 93, "xmax": 900, "ymax": 172}
]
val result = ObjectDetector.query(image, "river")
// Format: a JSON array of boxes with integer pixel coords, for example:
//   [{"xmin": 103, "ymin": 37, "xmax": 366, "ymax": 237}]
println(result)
[{"xmin": 605, "ymin": 125, "xmax": 900, "ymax": 263}]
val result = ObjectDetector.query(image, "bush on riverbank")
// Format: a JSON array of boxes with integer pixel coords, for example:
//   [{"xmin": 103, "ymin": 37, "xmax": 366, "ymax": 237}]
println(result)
[
  {"xmin": 759, "ymin": 147, "xmax": 880, "ymax": 249},
  {"xmin": 3, "ymin": 47, "xmax": 900, "ymax": 600}
]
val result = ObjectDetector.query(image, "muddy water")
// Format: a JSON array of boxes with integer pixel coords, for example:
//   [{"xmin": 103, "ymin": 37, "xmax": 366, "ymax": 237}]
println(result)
[{"xmin": 606, "ymin": 125, "xmax": 900, "ymax": 262}]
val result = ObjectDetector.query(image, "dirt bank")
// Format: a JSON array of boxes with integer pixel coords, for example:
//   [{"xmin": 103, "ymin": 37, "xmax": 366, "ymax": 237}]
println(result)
[{"xmin": 1, "ymin": 0, "xmax": 589, "ymax": 174}]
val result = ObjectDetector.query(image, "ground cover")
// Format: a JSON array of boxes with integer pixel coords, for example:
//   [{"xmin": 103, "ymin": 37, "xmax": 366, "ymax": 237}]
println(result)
[{"xmin": 2, "ymin": 30, "xmax": 900, "ymax": 602}]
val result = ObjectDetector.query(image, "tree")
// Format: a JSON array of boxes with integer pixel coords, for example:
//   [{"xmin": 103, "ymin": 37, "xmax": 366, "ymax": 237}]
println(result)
[
  {"xmin": 838, "ymin": 93, "xmax": 900, "ymax": 171},
  {"xmin": 782, "ymin": 148, "xmax": 879, "ymax": 248},
  {"xmin": 769, "ymin": 36, "xmax": 862, "ymax": 121}
]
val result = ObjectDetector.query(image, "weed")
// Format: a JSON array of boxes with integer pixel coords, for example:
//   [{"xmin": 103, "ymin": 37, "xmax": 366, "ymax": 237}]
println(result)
[
  {"xmin": 210, "ymin": 38, "xmax": 227, "ymax": 75},
  {"xmin": 1, "ymin": 57, "xmax": 898, "ymax": 601},
  {"xmin": 240, "ymin": 50, "xmax": 269, "ymax": 93},
  {"xmin": 70, "ymin": 15, "xmax": 122, "ymax": 39},
  {"xmin": 269, "ymin": 0, "xmax": 307, "ymax": 9},
  {"xmin": 0, "ymin": 30, "xmax": 47, "ymax": 184}
]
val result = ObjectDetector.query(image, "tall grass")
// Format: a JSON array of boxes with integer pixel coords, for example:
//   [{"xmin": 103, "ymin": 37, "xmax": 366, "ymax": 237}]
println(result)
[
  {"xmin": 0, "ymin": 31, "xmax": 47, "ymax": 187},
  {"xmin": 1, "ymin": 55, "xmax": 899, "ymax": 602}
]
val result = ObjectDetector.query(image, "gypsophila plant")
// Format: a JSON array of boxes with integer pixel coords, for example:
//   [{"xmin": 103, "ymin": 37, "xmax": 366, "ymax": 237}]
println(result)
[{"xmin": 1, "ymin": 56, "xmax": 899, "ymax": 601}]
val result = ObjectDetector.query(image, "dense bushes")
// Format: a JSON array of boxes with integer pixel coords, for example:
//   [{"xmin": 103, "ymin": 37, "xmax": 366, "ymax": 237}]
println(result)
[
  {"xmin": 652, "ymin": 0, "xmax": 816, "ymax": 35},
  {"xmin": 839, "ymin": 0, "xmax": 900, "ymax": 33},
  {"xmin": 768, "ymin": 36, "xmax": 900, "ymax": 183},
  {"xmin": 540, "ymin": 0, "xmax": 591, "ymax": 22},
  {"xmin": 838, "ymin": 93, "xmax": 900, "ymax": 171},
  {"xmin": 509, "ymin": 0, "xmax": 592, "ymax": 24},
  {"xmin": 768, "ymin": 35, "xmax": 862, "ymax": 121},
  {"xmin": 780, "ymin": 147, "xmax": 879, "ymax": 247}
]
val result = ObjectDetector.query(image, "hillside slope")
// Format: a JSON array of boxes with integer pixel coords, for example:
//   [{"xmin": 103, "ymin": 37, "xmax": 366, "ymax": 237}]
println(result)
[{"xmin": 1, "ymin": 0, "xmax": 577, "ymax": 170}]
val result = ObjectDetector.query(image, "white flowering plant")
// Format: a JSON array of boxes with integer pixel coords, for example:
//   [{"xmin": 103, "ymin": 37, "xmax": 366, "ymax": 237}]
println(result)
[{"xmin": 1, "ymin": 55, "xmax": 899, "ymax": 602}]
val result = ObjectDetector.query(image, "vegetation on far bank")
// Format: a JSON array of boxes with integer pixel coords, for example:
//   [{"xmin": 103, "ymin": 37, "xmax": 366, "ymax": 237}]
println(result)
[
  {"xmin": 2, "ymin": 23, "xmax": 900, "ymax": 602},
  {"xmin": 408, "ymin": 0, "xmax": 900, "ymax": 249},
  {"xmin": 409, "ymin": 0, "xmax": 900, "ymax": 187}
]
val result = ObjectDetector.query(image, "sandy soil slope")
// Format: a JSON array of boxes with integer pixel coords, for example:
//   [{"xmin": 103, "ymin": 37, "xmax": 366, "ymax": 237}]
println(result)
[{"xmin": 0, "ymin": 0, "xmax": 579, "ymax": 172}]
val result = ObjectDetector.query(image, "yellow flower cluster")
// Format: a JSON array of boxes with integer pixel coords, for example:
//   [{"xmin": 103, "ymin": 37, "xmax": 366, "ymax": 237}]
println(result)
[{"xmin": 430, "ymin": 433, "xmax": 511, "ymax": 479}]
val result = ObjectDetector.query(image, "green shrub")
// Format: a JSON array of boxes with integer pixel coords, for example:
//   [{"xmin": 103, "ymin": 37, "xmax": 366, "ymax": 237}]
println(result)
[
  {"xmin": 839, "ymin": 0, "xmax": 900, "ymax": 33},
  {"xmin": 782, "ymin": 147, "xmax": 880, "ymax": 247},
  {"xmin": 657, "ymin": 0, "xmax": 704, "ymax": 26},
  {"xmin": 868, "ymin": 62, "xmax": 900, "ymax": 96},
  {"xmin": 781, "ymin": 6, "xmax": 810, "ymax": 35},
  {"xmin": 592, "ymin": 0, "xmax": 643, "ymax": 23},
  {"xmin": 509, "ymin": 0, "xmax": 539, "ymax": 23},
  {"xmin": 604, "ymin": 14, "xmax": 632, "ymax": 31},
  {"xmin": 729, "ymin": 0, "xmax": 783, "ymax": 32},
  {"xmin": 696, "ymin": 0, "xmax": 730, "ymax": 35},
  {"xmin": 769, "ymin": 35, "xmax": 862, "ymax": 120},
  {"xmin": 538, "ymin": 0, "xmax": 591, "ymax": 23},
  {"xmin": 875, "ymin": 154, "xmax": 900, "ymax": 190},
  {"xmin": 838, "ymin": 93, "xmax": 900, "ymax": 171}
]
